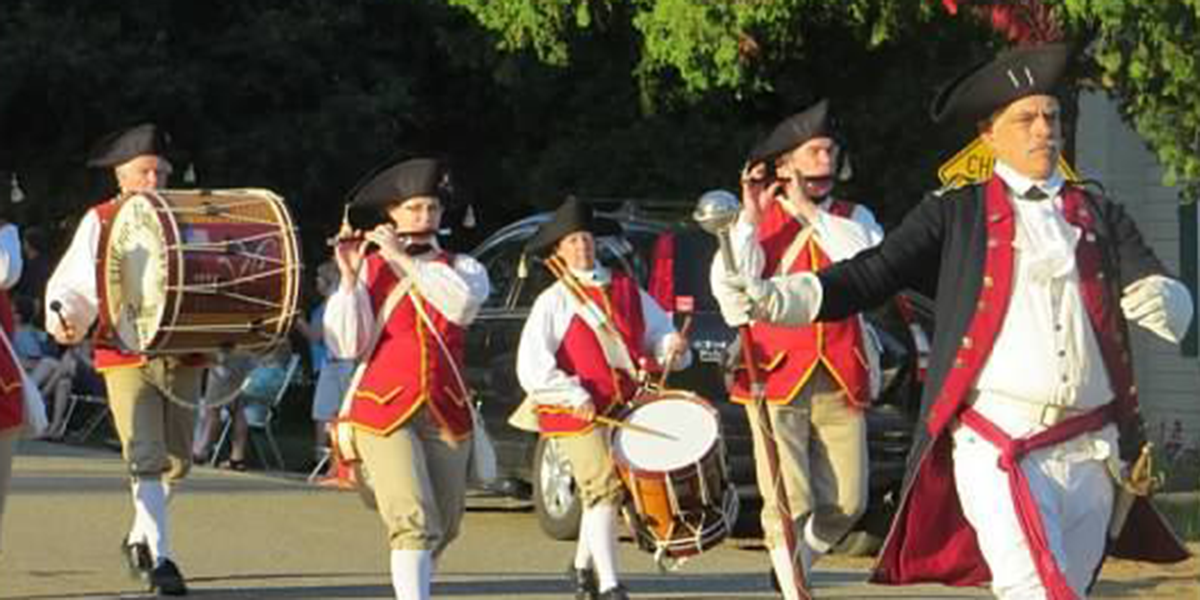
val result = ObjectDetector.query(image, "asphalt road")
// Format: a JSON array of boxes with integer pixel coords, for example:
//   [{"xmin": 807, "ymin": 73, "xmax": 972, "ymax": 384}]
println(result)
[{"xmin": 1, "ymin": 441, "xmax": 1195, "ymax": 599}]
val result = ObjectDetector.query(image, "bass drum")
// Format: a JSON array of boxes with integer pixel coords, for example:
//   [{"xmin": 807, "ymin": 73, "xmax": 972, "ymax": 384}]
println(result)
[
  {"xmin": 611, "ymin": 390, "xmax": 738, "ymax": 562},
  {"xmin": 101, "ymin": 189, "xmax": 301, "ymax": 355}
]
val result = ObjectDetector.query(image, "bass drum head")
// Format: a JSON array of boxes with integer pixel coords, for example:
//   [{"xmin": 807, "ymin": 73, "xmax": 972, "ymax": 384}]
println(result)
[
  {"xmin": 612, "ymin": 395, "xmax": 719, "ymax": 473},
  {"xmin": 104, "ymin": 193, "xmax": 170, "ymax": 352}
]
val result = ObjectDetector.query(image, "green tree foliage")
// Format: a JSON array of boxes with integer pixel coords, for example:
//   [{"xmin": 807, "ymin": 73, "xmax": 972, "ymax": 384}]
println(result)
[
  {"xmin": 0, "ymin": 0, "xmax": 512, "ymax": 262},
  {"xmin": 0, "ymin": 0, "xmax": 989, "ymax": 270},
  {"xmin": 453, "ymin": 0, "xmax": 1200, "ymax": 200},
  {"xmin": 1058, "ymin": 1, "xmax": 1200, "ymax": 201}
]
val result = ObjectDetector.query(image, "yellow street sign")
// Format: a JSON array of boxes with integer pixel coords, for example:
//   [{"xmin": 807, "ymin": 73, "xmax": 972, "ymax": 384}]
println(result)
[{"xmin": 937, "ymin": 137, "xmax": 1078, "ymax": 187}]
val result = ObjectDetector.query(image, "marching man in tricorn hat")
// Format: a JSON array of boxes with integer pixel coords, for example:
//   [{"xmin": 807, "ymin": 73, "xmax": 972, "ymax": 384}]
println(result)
[
  {"xmin": 46, "ymin": 123, "xmax": 204, "ymax": 596},
  {"xmin": 516, "ymin": 196, "xmax": 690, "ymax": 600},
  {"xmin": 713, "ymin": 43, "xmax": 1193, "ymax": 598},
  {"xmin": 709, "ymin": 98, "xmax": 884, "ymax": 598},
  {"xmin": 325, "ymin": 156, "xmax": 490, "ymax": 600}
]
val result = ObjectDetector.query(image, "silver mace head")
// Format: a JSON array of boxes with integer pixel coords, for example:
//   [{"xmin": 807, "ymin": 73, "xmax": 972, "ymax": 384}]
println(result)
[{"xmin": 692, "ymin": 189, "xmax": 741, "ymax": 235}]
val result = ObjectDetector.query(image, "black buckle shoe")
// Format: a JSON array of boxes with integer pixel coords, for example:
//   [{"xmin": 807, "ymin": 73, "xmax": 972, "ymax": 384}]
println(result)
[
  {"xmin": 597, "ymin": 584, "xmax": 629, "ymax": 600},
  {"xmin": 568, "ymin": 564, "xmax": 599, "ymax": 600},
  {"xmin": 120, "ymin": 539, "xmax": 153, "ymax": 579},
  {"xmin": 149, "ymin": 559, "xmax": 189, "ymax": 596}
]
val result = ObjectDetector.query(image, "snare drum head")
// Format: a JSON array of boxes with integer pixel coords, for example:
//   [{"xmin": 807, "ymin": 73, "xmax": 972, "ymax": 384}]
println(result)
[
  {"xmin": 612, "ymin": 398, "xmax": 719, "ymax": 472},
  {"xmin": 104, "ymin": 193, "xmax": 170, "ymax": 351}
]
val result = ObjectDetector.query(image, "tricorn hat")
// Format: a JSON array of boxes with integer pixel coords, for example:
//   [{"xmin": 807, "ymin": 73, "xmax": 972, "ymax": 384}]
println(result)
[
  {"xmin": 930, "ymin": 43, "xmax": 1073, "ymax": 126},
  {"xmin": 524, "ymin": 196, "xmax": 622, "ymax": 256},
  {"xmin": 86, "ymin": 123, "xmax": 174, "ymax": 168},
  {"xmin": 746, "ymin": 99, "xmax": 838, "ymax": 166},
  {"xmin": 348, "ymin": 157, "xmax": 454, "ymax": 210}
]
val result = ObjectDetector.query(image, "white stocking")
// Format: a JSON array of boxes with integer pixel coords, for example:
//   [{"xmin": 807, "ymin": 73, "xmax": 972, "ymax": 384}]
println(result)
[
  {"xmin": 390, "ymin": 549, "xmax": 432, "ymax": 600},
  {"xmin": 583, "ymin": 503, "xmax": 619, "ymax": 592},
  {"xmin": 132, "ymin": 479, "xmax": 171, "ymax": 563}
]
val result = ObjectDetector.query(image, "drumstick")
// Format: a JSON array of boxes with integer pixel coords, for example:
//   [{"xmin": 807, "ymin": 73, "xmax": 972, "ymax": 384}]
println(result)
[
  {"xmin": 544, "ymin": 256, "xmax": 619, "ymax": 337},
  {"xmin": 655, "ymin": 315, "xmax": 693, "ymax": 389},
  {"xmin": 595, "ymin": 415, "xmax": 678, "ymax": 441}
]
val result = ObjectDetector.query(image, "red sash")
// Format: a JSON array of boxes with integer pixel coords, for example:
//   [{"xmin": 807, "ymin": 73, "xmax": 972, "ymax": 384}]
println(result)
[{"xmin": 959, "ymin": 405, "xmax": 1115, "ymax": 600}]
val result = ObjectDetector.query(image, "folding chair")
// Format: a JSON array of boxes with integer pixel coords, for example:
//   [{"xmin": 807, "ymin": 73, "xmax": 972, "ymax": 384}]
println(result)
[
  {"xmin": 62, "ymin": 393, "xmax": 114, "ymax": 444},
  {"xmin": 210, "ymin": 354, "xmax": 301, "ymax": 471}
]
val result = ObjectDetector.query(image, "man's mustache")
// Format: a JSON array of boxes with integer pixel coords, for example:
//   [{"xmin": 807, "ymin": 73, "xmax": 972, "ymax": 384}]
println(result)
[{"xmin": 1029, "ymin": 141, "xmax": 1060, "ymax": 155}]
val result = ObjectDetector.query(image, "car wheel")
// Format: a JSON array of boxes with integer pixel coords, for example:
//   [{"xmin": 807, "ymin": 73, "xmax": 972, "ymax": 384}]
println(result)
[{"xmin": 532, "ymin": 437, "xmax": 582, "ymax": 540}]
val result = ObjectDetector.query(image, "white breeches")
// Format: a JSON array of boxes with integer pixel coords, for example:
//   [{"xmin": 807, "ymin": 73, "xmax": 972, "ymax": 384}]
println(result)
[{"xmin": 952, "ymin": 429, "xmax": 1113, "ymax": 599}]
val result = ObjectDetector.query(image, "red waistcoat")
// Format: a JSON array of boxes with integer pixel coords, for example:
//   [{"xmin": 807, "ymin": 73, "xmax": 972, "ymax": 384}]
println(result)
[
  {"xmin": 730, "ymin": 199, "xmax": 870, "ymax": 406},
  {"xmin": 872, "ymin": 177, "xmax": 1188, "ymax": 588},
  {"xmin": 347, "ymin": 253, "xmax": 471, "ymax": 440},
  {"xmin": 0, "ymin": 292, "xmax": 23, "ymax": 431},
  {"xmin": 537, "ymin": 271, "xmax": 647, "ymax": 435}
]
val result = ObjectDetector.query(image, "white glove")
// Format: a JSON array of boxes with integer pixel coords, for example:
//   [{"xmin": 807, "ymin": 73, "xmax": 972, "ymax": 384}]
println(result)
[
  {"xmin": 1121, "ymin": 275, "xmax": 1194, "ymax": 343},
  {"xmin": 711, "ymin": 261, "xmax": 775, "ymax": 327},
  {"xmin": 712, "ymin": 273, "xmax": 756, "ymax": 326}
]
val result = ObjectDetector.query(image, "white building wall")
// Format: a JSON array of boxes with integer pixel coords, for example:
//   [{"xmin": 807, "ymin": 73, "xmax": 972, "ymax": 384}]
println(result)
[{"xmin": 1075, "ymin": 91, "xmax": 1200, "ymax": 450}]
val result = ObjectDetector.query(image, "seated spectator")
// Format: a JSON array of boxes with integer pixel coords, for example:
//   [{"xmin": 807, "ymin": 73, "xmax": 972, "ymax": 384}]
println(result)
[
  {"xmin": 11, "ymin": 295, "xmax": 62, "ymax": 395},
  {"xmin": 193, "ymin": 344, "xmax": 293, "ymax": 470},
  {"xmin": 193, "ymin": 352, "xmax": 256, "ymax": 469},
  {"xmin": 45, "ymin": 341, "xmax": 106, "ymax": 440}
]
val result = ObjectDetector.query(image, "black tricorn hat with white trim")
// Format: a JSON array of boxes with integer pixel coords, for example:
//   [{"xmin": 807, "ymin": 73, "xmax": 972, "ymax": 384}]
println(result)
[
  {"xmin": 348, "ymin": 157, "xmax": 455, "ymax": 210},
  {"xmin": 86, "ymin": 123, "xmax": 174, "ymax": 167},
  {"xmin": 746, "ymin": 99, "xmax": 838, "ymax": 166},
  {"xmin": 930, "ymin": 43, "xmax": 1073, "ymax": 126},
  {"xmin": 524, "ymin": 196, "xmax": 622, "ymax": 256}
]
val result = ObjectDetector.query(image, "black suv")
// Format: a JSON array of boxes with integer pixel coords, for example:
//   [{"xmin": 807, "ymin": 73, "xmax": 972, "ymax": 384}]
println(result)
[{"xmin": 464, "ymin": 205, "xmax": 932, "ymax": 555}]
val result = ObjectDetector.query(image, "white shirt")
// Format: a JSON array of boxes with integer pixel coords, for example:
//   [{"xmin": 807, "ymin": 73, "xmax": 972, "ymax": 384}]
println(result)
[
  {"xmin": 323, "ymin": 247, "xmax": 490, "ymax": 360},
  {"xmin": 726, "ymin": 198, "xmax": 884, "ymax": 277},
  {"xmin": 45, "ymin": 208, "xmax": 102, "ymax": 339},
  {"xmin": 516, "ymin": 266, "xmax": 692, "ymax": 408},
  {"xmin": 963, "ymin": 162, "xmax": 1117, "ymax": 461}
]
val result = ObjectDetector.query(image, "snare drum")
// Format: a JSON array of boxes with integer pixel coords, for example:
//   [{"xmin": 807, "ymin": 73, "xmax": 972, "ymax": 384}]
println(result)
[
  {"xmin": 611, "ymin": 390, "xmax": 737, "ymax": 559},
  {"xmin": 100, "ymin": 189, "xmax": 301, "ymax": 355}
]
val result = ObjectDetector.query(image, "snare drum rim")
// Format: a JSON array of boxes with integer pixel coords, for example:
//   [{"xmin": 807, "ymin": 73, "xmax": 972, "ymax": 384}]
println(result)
[{"xmin": 610, "ymin": 394, "xmax": 723, "ymax": 482}]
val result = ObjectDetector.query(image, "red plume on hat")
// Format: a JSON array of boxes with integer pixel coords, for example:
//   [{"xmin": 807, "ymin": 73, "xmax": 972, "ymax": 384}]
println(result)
[{"xmin": 938, "ymin": 0, "xmax": 1063, "ymax": 44}]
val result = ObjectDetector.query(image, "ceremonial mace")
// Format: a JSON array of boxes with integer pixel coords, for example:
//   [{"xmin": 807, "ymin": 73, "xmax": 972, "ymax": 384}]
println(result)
[{"xmin": 694, "ymin": 190, "xmax": 811, "ymax": 599}]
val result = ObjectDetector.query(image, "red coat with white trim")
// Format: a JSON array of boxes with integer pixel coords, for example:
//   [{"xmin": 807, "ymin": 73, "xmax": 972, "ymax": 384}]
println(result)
[
  {"xmin": 811, "ymin": 177, "xmax": 1189, "ymax": 587},
  {"xmin": 731, "ymin": 199, "xmax": 871, "ymax": 406},
  {"xmin": 517, "ymin": 268, "xmax": 687, "ymax": 436}
]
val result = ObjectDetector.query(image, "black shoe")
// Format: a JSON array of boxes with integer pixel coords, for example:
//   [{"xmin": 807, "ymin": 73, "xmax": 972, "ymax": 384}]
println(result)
[
  {"xmin": 597, "ymin": 584, "xmax": 629, "ymax": 600},
  {"xmin": 120, "ymin": 539, "xmax": 153, "ymax": 578},
  {"xmin": 149, "ymin": 559, "xmax": 188, "ymax": 596},
  {"xmin": 568, "ymin": 564, "xmax": 599, "ymax": 600}
]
